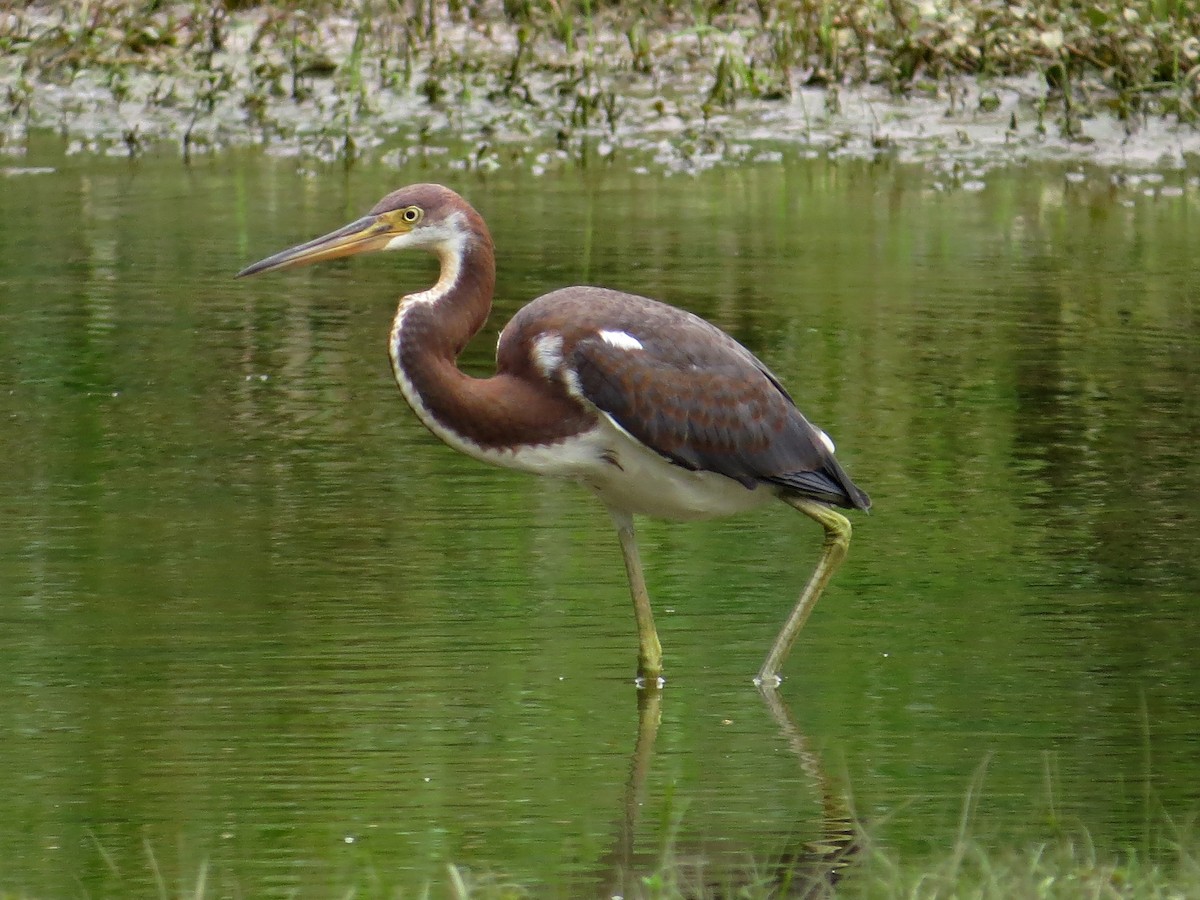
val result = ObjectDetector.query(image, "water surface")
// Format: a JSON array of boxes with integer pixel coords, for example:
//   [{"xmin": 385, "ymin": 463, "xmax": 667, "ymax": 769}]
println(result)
[{"xmin": 1, "ymin": 143, "xmax": 1197, "ymax": 896}]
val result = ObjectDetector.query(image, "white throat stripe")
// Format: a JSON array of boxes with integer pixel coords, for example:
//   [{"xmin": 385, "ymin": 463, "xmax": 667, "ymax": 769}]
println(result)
[{"xmin": 391, "ymin": 212, "xmax": 468, "ymax": 305}]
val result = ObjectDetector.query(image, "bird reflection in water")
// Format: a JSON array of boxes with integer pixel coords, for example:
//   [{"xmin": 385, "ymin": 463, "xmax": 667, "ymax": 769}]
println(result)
[{"xmin": 597, "ymin": 685, "xmax": 859, "ymax": 898}]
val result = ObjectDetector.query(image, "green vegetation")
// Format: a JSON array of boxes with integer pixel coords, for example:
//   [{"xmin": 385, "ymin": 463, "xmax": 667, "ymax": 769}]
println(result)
[
  {"xmin": 2, "ymin": 1, "xmax": 1199, "ymax": 166},
  {"xmin": 54, "ymin": 816, "xmax": 1200, "ymax": 898},
  {"xmin": 852, "ymin": 834, "xmax": 1200, "ymax": 900},
  {"xmin": 439, "ymin": 823, "xmax": 1200, "ymax": 898}
]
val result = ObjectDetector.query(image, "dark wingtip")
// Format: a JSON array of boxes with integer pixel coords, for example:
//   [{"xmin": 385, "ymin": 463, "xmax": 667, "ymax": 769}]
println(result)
[{"xmin": 766, "ymin": 470, "xmax": 871, "ymax": 512}]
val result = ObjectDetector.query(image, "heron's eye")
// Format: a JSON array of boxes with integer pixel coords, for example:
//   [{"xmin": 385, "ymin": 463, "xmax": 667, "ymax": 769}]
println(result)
[{"xmin": 401, "ymin": 207, "xmax": 422, "ymax": 224}]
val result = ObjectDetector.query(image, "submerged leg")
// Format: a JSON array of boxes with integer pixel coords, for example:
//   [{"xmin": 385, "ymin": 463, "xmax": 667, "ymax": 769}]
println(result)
[
  {"xmin": 608, "ymin": 507, "xmax": 664, "ymax": 684},
  {"xmin": 757, "ymin": 498, "xmax": 852, "ymax": 688}
]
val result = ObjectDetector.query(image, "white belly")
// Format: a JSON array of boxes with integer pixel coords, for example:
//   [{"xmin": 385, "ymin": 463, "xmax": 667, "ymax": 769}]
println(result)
[{"xmin": 494, "ymin": 418, "xmax": 774, "ymax": 522}]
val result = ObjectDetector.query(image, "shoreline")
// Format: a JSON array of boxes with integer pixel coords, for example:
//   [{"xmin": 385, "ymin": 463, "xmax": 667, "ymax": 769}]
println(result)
[{"xmin": 3, "ymin": 2, "xmax": 1199, "ymax": 175}]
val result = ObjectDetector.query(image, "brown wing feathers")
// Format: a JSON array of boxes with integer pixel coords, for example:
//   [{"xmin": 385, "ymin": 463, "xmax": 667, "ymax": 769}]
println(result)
[{"xmin": 539, "ymin": 288, "xmax": 870, "ymax": 511}]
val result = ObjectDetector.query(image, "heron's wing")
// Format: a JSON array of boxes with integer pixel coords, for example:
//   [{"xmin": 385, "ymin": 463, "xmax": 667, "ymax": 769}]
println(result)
[{"xmin": 568, "ymin": 325, "xmax": 868, "ymax": 510}]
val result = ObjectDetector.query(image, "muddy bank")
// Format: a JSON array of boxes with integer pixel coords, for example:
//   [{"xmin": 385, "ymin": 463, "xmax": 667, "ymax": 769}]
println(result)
[{"xmin": 3, "ymin": 2, "xmax": 1200, "ymax": 178}]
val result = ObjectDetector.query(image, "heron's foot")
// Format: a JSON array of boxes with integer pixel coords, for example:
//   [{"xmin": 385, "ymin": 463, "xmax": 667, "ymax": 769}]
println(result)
[
  {"xmin": 635, "ymin": 646, "xmax": 664, "ymax": 689},
  {"xmin": 634, "ymin": 633, "xmax": 663, "ymax": 688},
  {"xmin": 635, "ymin": 673, "xmax": 666, "ymax": 690},
  {"xmin": 754, "ymin": 671, "xmax": 784, "ymax": 690}
]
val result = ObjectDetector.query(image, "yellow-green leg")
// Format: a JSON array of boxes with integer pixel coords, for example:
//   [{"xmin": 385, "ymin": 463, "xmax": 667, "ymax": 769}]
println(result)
[
  {"xmin": 757, "ymin": 498, "xmax": 852, "ymax": 688},
  {"xmin": 609, "ymin": 508, "xmax": 664, "ymax": 685}
]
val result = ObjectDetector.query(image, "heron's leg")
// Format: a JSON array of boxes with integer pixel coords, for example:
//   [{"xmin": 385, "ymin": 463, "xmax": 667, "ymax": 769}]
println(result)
[
  {"xmin": 757, "ymin": 498, "xmax": 852, "ymax": 688},
  {"xmin": 608, "ymin": 508, "xmax": 664, "ymax": 683}
]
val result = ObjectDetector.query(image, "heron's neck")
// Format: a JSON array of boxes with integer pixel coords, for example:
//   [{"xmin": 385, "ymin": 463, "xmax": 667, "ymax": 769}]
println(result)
[{"xmin": 387, "ymin": 223, "xmax": 499, "ymax": 442}]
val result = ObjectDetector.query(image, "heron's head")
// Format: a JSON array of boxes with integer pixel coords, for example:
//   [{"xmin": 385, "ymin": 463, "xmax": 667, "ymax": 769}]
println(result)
[{"xmin": 236, "ymin": 183, "xmax": 481, "ymax": 278}]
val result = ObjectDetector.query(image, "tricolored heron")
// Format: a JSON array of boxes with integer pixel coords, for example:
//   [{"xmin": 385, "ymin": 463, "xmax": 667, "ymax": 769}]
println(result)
[{"xmin": 238, "ymin": 184, "xmax": 869, "ymax": 686}]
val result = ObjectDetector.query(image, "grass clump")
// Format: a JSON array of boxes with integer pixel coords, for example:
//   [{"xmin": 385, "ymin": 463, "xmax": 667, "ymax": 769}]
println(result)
[
  {"xmin": 439, "ymin": 828, "xmax": 1200, "ymax": 898},
  {"xmin": 852, "ymin": 830, "xmax": 1200, "ymax": 899}
]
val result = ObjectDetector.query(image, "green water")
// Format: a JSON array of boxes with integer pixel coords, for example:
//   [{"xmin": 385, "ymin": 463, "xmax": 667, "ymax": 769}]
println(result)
[{"xmin": 1, "ymin": 143, "xmax": 1197, "ymax": 897}]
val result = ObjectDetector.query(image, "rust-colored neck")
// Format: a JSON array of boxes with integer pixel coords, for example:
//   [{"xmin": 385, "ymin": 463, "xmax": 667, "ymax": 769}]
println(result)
[
  {"xmin": 387, "ymin": 212, "xmax": 592, "ymax": 456},
  {"xmin": 388, "ymin": 208, "xmax": 494, "ymax": 408},
  {"xmin": 396, "ymin": 208, "xmax": 496, "ymax": 356}
]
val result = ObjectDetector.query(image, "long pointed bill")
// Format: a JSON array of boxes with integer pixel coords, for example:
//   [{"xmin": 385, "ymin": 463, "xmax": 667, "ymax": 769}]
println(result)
[{"xmin": 236, "ymin": 214, "xmax": 406, "ymax": 278}]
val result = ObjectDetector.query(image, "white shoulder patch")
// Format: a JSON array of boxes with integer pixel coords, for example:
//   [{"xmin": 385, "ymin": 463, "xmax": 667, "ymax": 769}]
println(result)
[
  {"xmin": 531, "ymin": 332, "xmax": 564, "ymax": 380},
  {"xmin": 599, "ymin": 329, "xmax": 644, "ymax": 351},
  {"xmin": 816, "ymin": 428, "xmax": 836, "ymax": 454}
]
